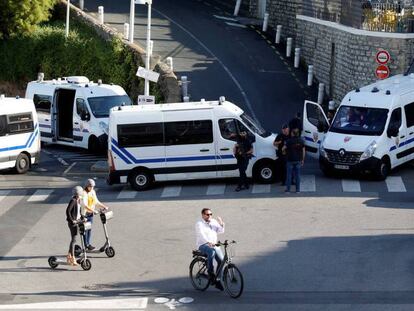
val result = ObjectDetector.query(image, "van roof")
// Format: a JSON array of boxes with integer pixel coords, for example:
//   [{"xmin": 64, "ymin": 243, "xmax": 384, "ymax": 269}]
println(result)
[
  {"xmin": 343, "ymin": 74, "xmax": 414, "ymax": 109},
  {"xmin": 0, "ymin": 96, "xmax": 35, "ymax": 114}
]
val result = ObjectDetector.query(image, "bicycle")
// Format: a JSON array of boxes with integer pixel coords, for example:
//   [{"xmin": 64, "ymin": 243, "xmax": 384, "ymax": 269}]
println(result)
[{"xmin": 189, "ymin": 240, "xmax": 244, "ymax": 298}]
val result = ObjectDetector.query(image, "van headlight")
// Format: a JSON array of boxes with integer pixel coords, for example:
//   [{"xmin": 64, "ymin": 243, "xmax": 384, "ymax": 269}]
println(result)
[
  {"xmin": 99, "ymin": 121, "xmax": 109, "ymax": 135},
  {"xmin": 360, "ymin": 141, "xmax": 377, "ymax": 162},
  {"xmin": 319, "ymin": 144, "xmax": 327, "ymax": 158}
]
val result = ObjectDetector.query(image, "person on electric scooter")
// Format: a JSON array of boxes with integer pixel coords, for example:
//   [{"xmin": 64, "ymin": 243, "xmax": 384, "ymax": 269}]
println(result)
[
  {"xmin": 82, "ymin": 179, "xmax": 109, "ymax": 251},
  {"xmin": 66, "ymin": 186, "xmax": 84, "ymax": 266}
]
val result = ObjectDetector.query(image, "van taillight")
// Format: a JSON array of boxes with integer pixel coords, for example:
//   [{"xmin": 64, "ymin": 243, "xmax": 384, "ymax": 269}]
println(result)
[{"xmin": 108, "ymin": 150, "xmax": 115, "ymax": 172}]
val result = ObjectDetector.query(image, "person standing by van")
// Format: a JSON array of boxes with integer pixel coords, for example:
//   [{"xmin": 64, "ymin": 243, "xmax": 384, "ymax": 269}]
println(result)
[
  {"xmin": 233, "ymin": 132, "xmax": 253, "ymax": 192},
  {"xmin": 284, "ymin": 128, "xmax": 305, "ymax": 193},
  {"xmin": 66, "ymin": 186, "xmax": 84, "ymax": 266},
  {"xmin": 273, "ymin": 124, "xmax": 290, "ymax": 184},
  {"xmin": 289, "ymin": 112, "xmax": 303, "ymax": 135},
  {"xmin": 82, "ymin": 179, "xmax": 109, "ymax": 250}
]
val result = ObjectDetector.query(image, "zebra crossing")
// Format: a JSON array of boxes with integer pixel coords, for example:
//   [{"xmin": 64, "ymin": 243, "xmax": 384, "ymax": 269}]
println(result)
[{"xmin": 42, "ymin": 148, "xmax": 106, "ymax": 163}]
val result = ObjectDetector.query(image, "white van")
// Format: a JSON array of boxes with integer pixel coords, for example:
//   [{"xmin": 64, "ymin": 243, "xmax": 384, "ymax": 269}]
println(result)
[
  {"xmin": 0, "ymin": 96, "xmax": 40, "ymax": 173},
  {"xmin": 25, "ymin": 76, "xmax": 132, "ymax": 152},
  {"xmin": 303, "ymin": 73, "xmax": 414, "ymax": 180},
  {"xmin": 107, "ymin": 97, "xmax": 276, "ymax": 190}
]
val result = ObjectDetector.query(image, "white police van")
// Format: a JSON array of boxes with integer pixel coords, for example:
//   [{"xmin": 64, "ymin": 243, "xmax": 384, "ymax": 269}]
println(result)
[
  {"xmin": 107, "ymin": 97, "xmax": 276, "ymax": 190},
  {"xmin": 0, "ymin": 95, "xmax": 40, "ymax": 173},
  {"xmin": 25, "ymin": 76, "xmax": 132, "ymax": 152},
  {"xmin": 303, "ymin": 73, "xmax": 414, "ymax": 180}
]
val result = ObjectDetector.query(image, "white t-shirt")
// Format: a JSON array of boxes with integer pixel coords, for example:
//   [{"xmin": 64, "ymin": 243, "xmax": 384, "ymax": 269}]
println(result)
[{"xmin": 195, "ymin": 219, "xmax": 225, "ymax": 248}]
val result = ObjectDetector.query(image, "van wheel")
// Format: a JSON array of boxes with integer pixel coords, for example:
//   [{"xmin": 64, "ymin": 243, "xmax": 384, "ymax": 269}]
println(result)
[
  {"xmin": 254, "ymin": 161, "xmax": 275, "ymax": 184},
  {"xmin": 88, "ymin": 136, "xmax": 101, "ymax": 154},
  {"xmin": 129, "ymin": 170, "xmax": 153, "ymax": 191},
  {"xmin": 15, "ymin": 153, "xmax": 30, "ymax": 174},
  {"xmin": 374, "ymin": 158, "xmax": 389, "ymax": 181}
]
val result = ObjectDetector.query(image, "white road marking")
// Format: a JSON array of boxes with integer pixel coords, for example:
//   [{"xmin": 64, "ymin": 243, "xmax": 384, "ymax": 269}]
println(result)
[
  {"xmin": 252, "ymin": 184, "xmax": 270, "ymax": 193},
  {"xmin": 0, "ymin": 190, "xmax": 11, "ymax": 217},
  {"xmin": 27, "ymin": 189, "xmax": 54, "ymax": 202},
  {"xmin": 342, "ymin": 179, "xmax": 361, "ymax": 192},
  {"xmin": 63, "ymin": 162, "xmax": 77, "ymax": 175},
  {"xmin": 206, "ymin": 184, "xmax": 226, "ymax": 195},
  {"xmin": 57, "ymin": 157, "xmax": 69, "ymax": 166},
  {"xmin": 300, "ymin": 175, "xmax": 316, "ymax": 192},
  {"xmin": 117, "ymin": 187, "xmax": 137, "ymax": 199},
  {"xmin": 225, "ymin": 22, "xmax": 247, "ymax": 28},
  {"xmin": 213, "ymin": 15, "xmax": 237, "ymax": 22},
  {"xmin": 0, "ymin": 298, "xmax": 148, "ymax": 309},
  {"xmin": 161, "ymin": 186, "xmax": 182, "ymax": 198},
  {"xmin": 385, "ymin": 176, "xmax": 406, "ymax": 192}
]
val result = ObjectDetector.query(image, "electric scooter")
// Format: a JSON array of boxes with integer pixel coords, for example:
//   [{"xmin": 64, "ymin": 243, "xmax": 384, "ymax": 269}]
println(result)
[
  {"xmin": 74, "ymin": 210, "xmax": 115, "ymax": 258},
  {"xmin": 48, "ymin": 220, "xmax": 92, "ymax": 271}
]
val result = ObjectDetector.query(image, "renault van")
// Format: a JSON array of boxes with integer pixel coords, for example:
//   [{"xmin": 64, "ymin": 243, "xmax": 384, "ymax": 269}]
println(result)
[
  {"xmin": 303, "ymin": 74, "xmax": 414, "ymax": 180},
  {"xmin": 107, "ymin": 97, "xmax": 276, "ymax": 190},
  {"xmin": 0, "ymin": 96, "xmax": 40, "ymax": 173},
  {"xmin": 25, "ymin": 76, "xmax": 132, "ymax": 152}
]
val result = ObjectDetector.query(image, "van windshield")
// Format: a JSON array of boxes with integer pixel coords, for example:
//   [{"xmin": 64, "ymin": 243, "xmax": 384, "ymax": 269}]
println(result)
[
  {"xmin": 240, "ymin": 113, "xmax": 271, "ymax": 138},
  {"xmin": 330, "ymin": 106, "xmax": 389, "ymax": 136},
  {"xmin": 88, "ymin": 95, "xmax": 132, "ymax": 118}
]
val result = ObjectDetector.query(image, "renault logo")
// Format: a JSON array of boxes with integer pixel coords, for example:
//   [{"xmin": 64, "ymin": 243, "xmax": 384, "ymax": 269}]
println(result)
[{"xmin": 339, "ymin": 149, "xmax": 346, "ymax": 157}]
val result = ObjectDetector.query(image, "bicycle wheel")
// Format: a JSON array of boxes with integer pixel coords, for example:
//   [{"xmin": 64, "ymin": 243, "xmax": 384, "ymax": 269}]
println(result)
[
  {"xmin": 223, "ymin": 264, "xmax": 244, "ymax": 298},
  {"xmin": 189, "ymin": 257, "xmax": 210, "ymax": 291}
]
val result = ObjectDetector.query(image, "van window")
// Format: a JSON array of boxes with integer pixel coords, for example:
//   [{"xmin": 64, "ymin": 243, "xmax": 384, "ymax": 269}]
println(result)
[
  {"xmin": 117, "ymin": 123, "xmax": 163, "ymax": 148},
  {"xmin": 219, "ymin": 118, "xmax": 251, "ymax": 142},
  {"xmin": 7, "ymin": 113, "xmax": 34, "ymax": 135},
  {"xmin": 388, "ymin": 108, "xmax": 402, "ymax": 130},
  {"xmin": 76, "ymin": 98, "xmax": 88, "ymax": 116},
  {"xmin": 306, "ymin": 103, "xmax": 327, "ymax": 128},
  {"xmin": 88, "ymin": 95, "xmax": 132, "ymax": 118},
  {"xmin": 33, "ymin": 94, "xmax": 51, "ymax": 113},
  {"xmin": 0, "ymin": 116, "xmax": 7, "ymax": 136},
  {"xmin": 165, "ymin": 120, "xmax": 213, "ymax": 145},
  {"xmin": 404, "ymin": 102, "xmax": 414, "ymax": 127},
  {"xmin": 240, "ymin": 113, "xmax": 270, "ymax": 137}
]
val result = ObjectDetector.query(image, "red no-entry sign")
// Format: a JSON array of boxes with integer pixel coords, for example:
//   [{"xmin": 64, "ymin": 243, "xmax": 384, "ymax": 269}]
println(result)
[
  {"xmin": 376, "ymin": 65, "xmax": 390, "ymax": 79},
  {"xmin": 376, "ymin": 50, "xmax": 390, "ymax": 64}
]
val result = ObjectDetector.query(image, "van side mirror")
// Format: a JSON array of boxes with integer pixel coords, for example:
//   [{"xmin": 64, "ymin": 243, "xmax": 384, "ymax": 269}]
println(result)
[
  {"xmin": 387, "ymin": 127, "xmax": 399, "ymax": 138},
  {"xmin": 81, "ymin": 112, "xmax": 90, "ymax": 121}
]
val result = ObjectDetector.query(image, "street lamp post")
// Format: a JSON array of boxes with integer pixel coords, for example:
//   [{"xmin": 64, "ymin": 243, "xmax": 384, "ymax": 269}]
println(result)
[
  {"xmin": 129, "ymin": 0, "xmax": 135, "ymax": 43},
  {"xmin": 65, "ymin": 0, "xmax": 70, "ymax": 38}
]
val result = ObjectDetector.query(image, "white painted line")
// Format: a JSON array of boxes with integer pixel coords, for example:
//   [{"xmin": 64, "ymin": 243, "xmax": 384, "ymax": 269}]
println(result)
[
  {"xmin": 225, "ymin": 22, "xmax": 247, "ymax": 28},
  {"xmin": 213, "ymin": 15, "xmax": 237, "ymax": 22},
  {"xmin": 0, "ymin": 190, "xmax": 11, "ymax": 217},
  {"xmin": 0, "ymin": 190, "xmax": 10, "ymax": 203},
  {"xmin": 117, "ymin": 187, "xmax": 137, "ymax": 199},
  {"xmin": 206, "ymin": 184, "xmax": 226, "ymax": 195},
  {"xmin": 63, "ymin": 162, "xmax": 77, "ymax": 175},
  {"xmin": 300, "ymin": 175, "xmax": 316, "ymax": 192},
  {"xmin": 42, "ymin": 149, "xmax": 52, "ymax": 155},
  {"xmin": 0, "ymin": 297, "xmax": 148, "ymax": 309},
  {"xmin": 161, "ymin": 186, "xmax": 182, "ymax": 198},
  {"xmin": 27, "ymin": 189, "xmax": 54, "ymax": 202},
  {"xmin": 252, "ymin": 184, "xmax": 271, "ymax": 194},
  {"xmin": 342, "ymin": 179, "xmax": 361, "ymax": 192},
  {"xmin": 385, "ymin": 176, "xmax": 407, "ymax": 192},
  {"xmin": 57, "ymin": 157, "xmax": 69, "ymax": 166}
]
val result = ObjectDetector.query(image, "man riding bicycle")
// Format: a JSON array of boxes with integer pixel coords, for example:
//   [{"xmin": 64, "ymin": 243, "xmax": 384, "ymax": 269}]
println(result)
[{"xmin": 195, "ymin": 208, "xmax": 225, "ymax": 290}]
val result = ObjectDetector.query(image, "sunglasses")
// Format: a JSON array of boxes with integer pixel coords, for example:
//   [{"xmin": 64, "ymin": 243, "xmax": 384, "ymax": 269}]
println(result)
[{"xmin": 204, "ymin": 213, "xmax": 213, "ymax": 216}]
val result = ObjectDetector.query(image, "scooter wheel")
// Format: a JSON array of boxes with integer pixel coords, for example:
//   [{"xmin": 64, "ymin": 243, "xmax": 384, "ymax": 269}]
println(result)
[
  {"xmin": 81, "ymin": 259, "xmax": 92, "ymax": 271},
  {"xmin": 74, "ymin": 245, "xmax": 82, "ymax": 257},
  {"xmin": 48, "ymin": 256, "xmax": 58, "ymax": 269},
  {"xmin": 105, "ymin": 246, "xmax": 115, "ymax": 258}
]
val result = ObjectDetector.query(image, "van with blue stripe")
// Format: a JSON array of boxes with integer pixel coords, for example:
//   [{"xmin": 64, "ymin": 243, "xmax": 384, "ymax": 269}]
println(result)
[
  {"xmin": 0, "ymin": 96, "xmax": 40, "ymax": 173},
  {"xmin": 107, "ymin": 97, "xmax": 276, "ymax": 190},
  {"xmin": 303, "ymin": 73, "xmax": 414, "ymax": 180}
]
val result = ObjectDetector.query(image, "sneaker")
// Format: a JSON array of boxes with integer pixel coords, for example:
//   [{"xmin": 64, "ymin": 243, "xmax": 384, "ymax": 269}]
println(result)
[
  {"xmin": 215, "ymin": 281, "xmax": 224, "ymax": 291},
  {"xmin": 235, "ymin": 186, "xmax": 242, "ymax": 192},
  {"xmin": 244, "ymin": 184, "xmax": 249, "ymax": 190},
  {"xmin": 87, "ymin": 245, "xmax": 95, "ymax": 251}
]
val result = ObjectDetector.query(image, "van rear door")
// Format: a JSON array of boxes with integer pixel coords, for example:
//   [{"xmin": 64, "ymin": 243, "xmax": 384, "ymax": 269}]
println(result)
[{"xmin": 303, "ymin": 100, "xmax": 329, "ymax": 158}]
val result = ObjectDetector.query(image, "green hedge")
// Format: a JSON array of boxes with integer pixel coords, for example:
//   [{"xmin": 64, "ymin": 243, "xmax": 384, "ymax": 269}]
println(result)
[{"xmin": 0, "ymin": 11, "xmax": 161, "ymax": 102}]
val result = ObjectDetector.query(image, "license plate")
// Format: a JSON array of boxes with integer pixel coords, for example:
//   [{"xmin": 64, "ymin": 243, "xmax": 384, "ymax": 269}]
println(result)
[{"xmin": 334, "ymin": 164, "xmax": 350, "ymax": 170}]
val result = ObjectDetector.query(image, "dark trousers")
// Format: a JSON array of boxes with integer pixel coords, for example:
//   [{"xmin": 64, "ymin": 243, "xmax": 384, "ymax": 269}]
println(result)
[
  {"xmin": 67, "ymin": 222, "xmax": 77, "ymax": 256},
  {"xmin": 275, "ymin": 156, "xmax": 287, "ymax": 183},
  {"xmin": 237, "ymin": 157, "xmax": 249, "ymax": 187}
]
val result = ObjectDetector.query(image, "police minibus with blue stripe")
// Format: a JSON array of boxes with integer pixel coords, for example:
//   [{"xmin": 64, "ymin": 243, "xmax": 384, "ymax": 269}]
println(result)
[
  {"xmin": 107, "ymin": 97, "xmax": 276, "ymax": 190},
  {"xmin": 0, "ymin": 96, "xmax": 40, "ymax": 173}
]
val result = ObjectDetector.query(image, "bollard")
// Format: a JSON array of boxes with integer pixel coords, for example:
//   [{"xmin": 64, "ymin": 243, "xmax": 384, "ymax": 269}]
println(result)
[
  {"xmin": 286, "ymin": 38, "xmax": 293, "ymax": 57},
  {"xmin": 233, "ymin": 0, "xmax": 242, "ymax": 16},
  {"xmin": 275, "ymin": 25, "xmax": 282, "ymax": 44},
  {"xmin": 317, "ymin": 83, "xmax": 325, "ymax": 105},
  {"xmin": 166, "ymin": 57, "xmax": 173, "ymax": 71},
  {"xmin": 183, "ymin": 96, "xmax": 190, "ymax": 102},
  {"xmin": 98, "ymin": 6, "xmax": 104, "ymax": 24},
  {"xmin": 79, "ymin": 0, "xmax": 84, "ymax": 10},
  {"xmin": 294, "ymin": 48, "xmax": 300, "ymax": 68},
  {"xmin": 307, "ymin": 65, "xmax": 314, "ymax": 87},
  {"xmin": 123, "ymin": 23, "xmax": 130, "ymax": 40},
  {"xmin": 262, "ymin": 13, "xmax": 269, "ymax": 32},
  {"xmin": 181, "ymin": 76, "xmax": 188, "ymax": 99}
]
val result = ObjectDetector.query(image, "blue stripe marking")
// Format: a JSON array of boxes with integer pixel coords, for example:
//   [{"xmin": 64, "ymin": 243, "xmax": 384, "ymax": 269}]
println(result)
[
  {"xmin": 389, "ymin": 136, "xmax": 414, "ymax": 152},
  {"xmin": 39, "ymin": 123, "xmax": 51, "ymax": 128},
  {"xmin": 166, "ymin": 155, "xmax": 216, "ymax": 162},
  {"xmin": 0, "ymin": 124, "xmax": 39, "ymax": 153},
  {"xmin": 304, "ymin": 136, "xmax": 321, "ymax": 144},
  {"xmin": 28, "ymin": 128, "xmax": 39, "ymax": 148},
  {"xmin": 111, "ymin": 145, "xmax": 132, "ymax": 164}
]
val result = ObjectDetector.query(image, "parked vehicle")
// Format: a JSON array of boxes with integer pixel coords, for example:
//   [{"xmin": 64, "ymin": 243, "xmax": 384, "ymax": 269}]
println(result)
[
  {"xmin": 107, "ymin": 97, "xmax": 276, "ymax": 190},
  {"xmin": 25, "ymin": 76, "xmax": 132, "ymax": 152},
  {"xmin": 0, "ymin": 95, "xmax": 40, "ymax": 173},
  {"xmin": 303, "ymin": 73, "xmax": 414, "ymax": 180}
]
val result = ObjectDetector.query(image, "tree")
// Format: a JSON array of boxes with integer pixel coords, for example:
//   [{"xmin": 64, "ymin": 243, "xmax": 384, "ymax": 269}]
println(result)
[{"xmin": 0, "ymin": 0, "xmax": 56, "ymax": 40}]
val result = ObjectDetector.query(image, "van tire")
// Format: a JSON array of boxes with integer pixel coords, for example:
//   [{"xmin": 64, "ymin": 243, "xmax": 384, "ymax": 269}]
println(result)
[
  {"xmin": 129, "ymin": 169, "xmax": 153, "ymax": 191},
  {"xmin": 374, "ymin": 158, "xmax": 390, "ymax": 181},
  {"xmin": 15, "ymin": 153, "xmax": 30, "ymax": 174},
  {"xmin": 253, "ymin": 160, "xmax": 275, "ymax": 184},
  {"xmin": 88, "ymin": 136, "xmax": 101, "ymax": 154}
]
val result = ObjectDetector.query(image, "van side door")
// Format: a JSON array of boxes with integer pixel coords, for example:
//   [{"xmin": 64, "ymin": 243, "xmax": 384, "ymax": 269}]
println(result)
[
  {"xmin": 33, "ymin": 94, "xmax": 53, "ymax": 143},
  {"xmin": 302, "ymin": 100, "xmax": 329, "ymax": 158},
  {"xmin": 387, "ymin": 107, "xmax": 404, "ymax": 167},
  {"xmin": 403, "ymin": 101, "xmax": 414, "ymax": 161},
  {"xmin": 74, "ymin": 98, "xmax": 90, "ymax": 147}
]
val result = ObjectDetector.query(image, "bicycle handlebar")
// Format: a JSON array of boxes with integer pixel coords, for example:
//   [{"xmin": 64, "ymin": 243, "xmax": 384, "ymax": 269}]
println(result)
[{"xmin": 215, "ymin": 240, "xmax": 236, "ymax": 247}]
